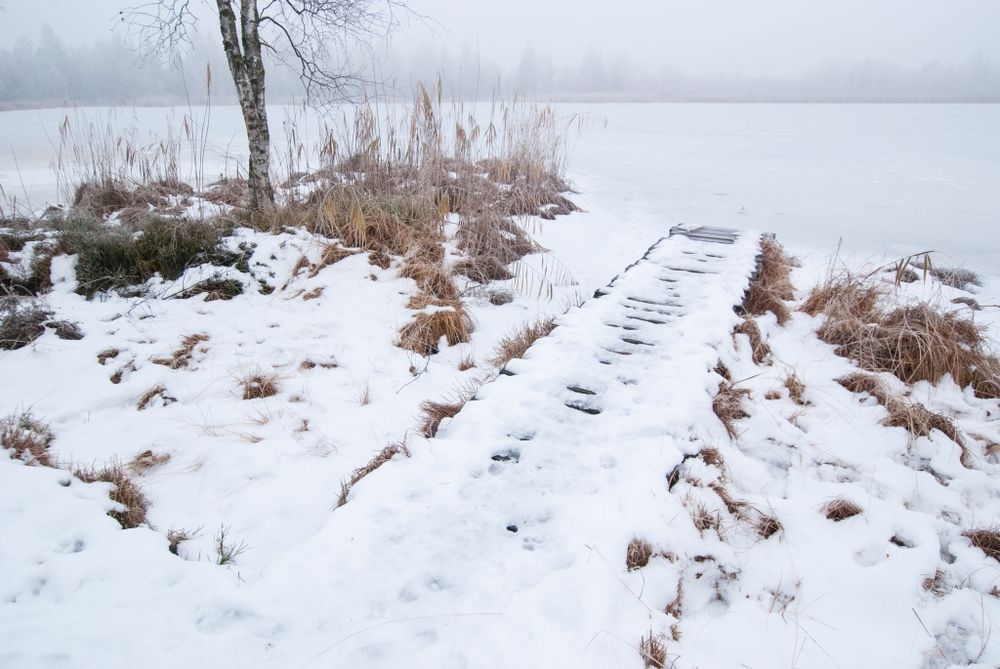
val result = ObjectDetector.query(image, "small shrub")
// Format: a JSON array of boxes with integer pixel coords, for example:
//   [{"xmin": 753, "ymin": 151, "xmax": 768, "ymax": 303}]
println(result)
[
  {"xmin": 712, "ymin": 382, "xmax": 751, "ymax": 439},
  {"xmin": 626, "ymin": 537, "xmax": 654, "ymax": 571},
  {"xmin": 822, "ymin": 498, "xmax": 862, "ymax": 522},
  {"xmin": 58, "ymin": 214, "xmax": 235, "ymax": 297},
  {"xmin": 336, "ymin": 441, "xmax": 410, "ymax": 507},
  {"xmin": 1, "ymin": 413, "xmax": 54, "ymax": 467},
  {"xmin": 241, "ymin": 372, "xmax": 279, "ymax": 400},
  {"xmin": 74, "ymin": 462, "xmax": 149, "ymax": 529},
  {"xmin": 963, "ymin": 528, "xmax": 1000, "ymax": 562},
  {"xmin": 489, "ymin": 317, "xmax": 556, "ymax": 368}
]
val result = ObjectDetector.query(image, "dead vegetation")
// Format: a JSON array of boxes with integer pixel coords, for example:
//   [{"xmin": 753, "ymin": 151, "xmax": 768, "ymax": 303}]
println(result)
[
  {"xmin": 397, "ymin": 301, "xmax": 473, "ymax": 356},
  {"xmin": 489, "ymin": 317, "xmax": 556, "ymax": 368},
  {"xmin": 128, "ymin": 449, "xmax": 170, "ymax": 473},
  {"xmin": 1, "ymin": 413, "xmax": 55, "ymax": 467},
  {"xmin": 241, "ymin": 371, "xmax": 279, "ymax": 400},
  {"xmin": 836, "ymin": 372, "xmax": 965, "ymax": 449},
  {"xmin": 626, "ymin": 537, "xmax": 654, "ymax": 571},
  {"xmin": 962, "ymin": 528, "xmax": 1000, "ymax": 562},
  {"xmin": 712, "ymin": 382, "xmax": 751, "ymax": 439},
  {"xmin": 136, "ymin": 384, "xmax": 176, "ymax": 411},
  {"xmin": 784, "ymin": 373, "xmax": 808, "ymax": 405},
  {"xmin": 822, "ymin": 497, "xmax": 863, "ymax": 522},
  {"xmin": 639, "ymin": 632, "xmax": 668, "ymax": 669},
  {"xmin": 307, "ymin": 244, "xmax": 358, "ymax": 278},
  {"xmin": 733, "ymin": 318, "xmax": 771, "ymax": 365},
  {"xmin": 400, "ymin": 259, "xmax": 460, "ymax": 300},
  {"xmin": 74, "ymin": 462, "xmax": 149, "ymax": 529},
  {"xmin": 805, "ymin": 272, "xmax": 1000, "ymax": 398},
  {"xmin": 418, "ymin": 384, "xmax": 479, "ymax": 437},
  {"xmin": 742, "ymin": 238, "xmax": 795, "ymax": 324},
  {"xmin": 151, "ymin": 333, "xmax": 209, "ymax": 369},
  {"xmin": 336, "ymin": 441, "xmax": 411, "ymax": 507},
  {"xmin": 931, "ymin": 266, "xmax": 981, "ymax": 290},
  {"xmin": 0, "ymin": 299, "xmax": 52, "ymax": 350}
]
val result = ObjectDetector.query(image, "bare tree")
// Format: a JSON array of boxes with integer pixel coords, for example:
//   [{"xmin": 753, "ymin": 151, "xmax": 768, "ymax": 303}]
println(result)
[{"xmin": 126, "ymin": 0, "xmax": 409, "ymax": 211}]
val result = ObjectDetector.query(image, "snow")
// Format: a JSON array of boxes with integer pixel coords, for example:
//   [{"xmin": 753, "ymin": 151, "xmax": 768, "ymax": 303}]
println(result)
[{"xmin": 2, "ymin": 104, "xmax": 1000, "ymax": 668}]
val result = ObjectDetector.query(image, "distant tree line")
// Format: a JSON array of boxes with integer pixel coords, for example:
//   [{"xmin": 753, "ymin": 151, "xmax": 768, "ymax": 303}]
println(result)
[{"xmin": 2, "ymin": 27, "xmax": 998, "ymax": 109}]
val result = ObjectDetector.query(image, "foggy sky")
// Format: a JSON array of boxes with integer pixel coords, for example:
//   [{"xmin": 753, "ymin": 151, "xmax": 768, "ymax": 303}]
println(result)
[{"xmin": 2, "ymin": 0, "xmax": 998, "ymax": 78}]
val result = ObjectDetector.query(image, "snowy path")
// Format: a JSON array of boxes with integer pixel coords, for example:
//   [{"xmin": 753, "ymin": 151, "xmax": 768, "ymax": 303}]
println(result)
[{"xmin": 238, "ymin": 227, "xmax": 764, "ymax": 667}]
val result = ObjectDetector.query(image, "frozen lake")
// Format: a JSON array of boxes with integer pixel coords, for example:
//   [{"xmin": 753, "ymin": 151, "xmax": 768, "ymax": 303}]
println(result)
[{"xmin": 1, "ymin": 103, "xmax": 997, "ymax": 264}]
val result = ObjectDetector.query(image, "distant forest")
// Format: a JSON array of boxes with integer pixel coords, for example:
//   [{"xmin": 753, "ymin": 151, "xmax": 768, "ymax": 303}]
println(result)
[{"xmin": 2, "ymin": 27, "xmax": 998, "ymax": 109}]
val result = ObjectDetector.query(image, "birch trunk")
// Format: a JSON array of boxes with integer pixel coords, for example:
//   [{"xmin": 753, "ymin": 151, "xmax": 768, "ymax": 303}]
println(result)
[{"xmin": 216, "ymin": 0, "xmax": 275, "ymax": 211}]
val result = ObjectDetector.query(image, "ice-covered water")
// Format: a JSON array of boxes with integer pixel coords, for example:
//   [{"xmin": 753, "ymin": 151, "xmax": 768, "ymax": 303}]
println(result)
[{"xmin": 1, "ymin": 103, "xmax": 997, "ymax": 263}]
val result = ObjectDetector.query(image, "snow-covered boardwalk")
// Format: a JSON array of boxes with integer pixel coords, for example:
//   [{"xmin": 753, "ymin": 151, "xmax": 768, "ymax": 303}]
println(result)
[{"xmin": 263, "ymin": 228, "xmax": 764, "ymax": 667}]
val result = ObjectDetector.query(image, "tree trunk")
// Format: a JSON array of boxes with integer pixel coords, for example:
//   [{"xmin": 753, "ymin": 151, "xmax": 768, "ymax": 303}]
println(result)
[{"xmin": 216, "ymin": 0, "xmax": 274, "ymax": 211}]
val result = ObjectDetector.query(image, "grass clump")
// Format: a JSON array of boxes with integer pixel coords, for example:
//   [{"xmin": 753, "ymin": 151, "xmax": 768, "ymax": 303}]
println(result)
[
  {"xmin": 336, "ymin": 441, "xmax": 411, "ymax": 507},
  {"xmin": 400, "ymin": 259, "xmax": 459, "ymax": 300},
  {"xmin": 836, "ymin": 372, "xmax": 964, "ymax": 447},
  {"xmin": 963, "ymin": 528, "xmax": 1000, "ymax": 562},
  {"xmin": 241, "ymin": 372, "xmax": 279, "ymax": 400},
  {"xmin": 57, "ymin": 214, "xmax": 238, "ymax": 297},
  {"xmin": 784, "ymin": 373, "xmax": 807, "ymax": 405},
  {"xmin": 712, "ymin": 382, "xmax": 751, "ymax": 439},
  {"xmin": 177, "ymin": 276, "xmax": 244, "ymax": 301},
  {"xmin": 418, "ymin": 383, "xmax": 479, "ymax": 437},
  {"xmin": 931, "ymin": 267, "xmax": 981, "ymax": 290},
  {"xmin": 452, "ymin": 255, "xmax": 514, "ymax": 283},
  {"xmin": 805, "ymin": 272, "xmax": 1000, "ymax": 399},
  {"xmin": 742, "ymin": 238, "xmax": 794, "ymax": 324},
  {"xmin": 151, "ymin": 333, "xmax": 209, "ymax": 369},
  {"xmin": 1, "ymin": 413, "xmax": 55, "ymax": 467},
  {"xmin": 0, "ymin": 299, "xmax": 50, "ymax": 350},
  {"xmin": 626, "ymin": 537, "xmax": 654, "ymax": 571},
  {"xmin": 822, "ymin": 498, "xmax": 863, "ymax": 522},
  {"xmin": 397, "ymin": 301, "xmax": 473, "ymax": 356},
  {"xmin": 639, "ymin": 633, "xmax": 668, "ymax": 669},
  {"xmin": 489, "ymin": 317, "xmax": 556, "ymax": 369},
  {"xmin": 74, "ymin": 462, "xmax": 149, "ymax": 529},
  {"xmin": 733, "ymin": 318, "xmax": 771, "ymax": 365}
]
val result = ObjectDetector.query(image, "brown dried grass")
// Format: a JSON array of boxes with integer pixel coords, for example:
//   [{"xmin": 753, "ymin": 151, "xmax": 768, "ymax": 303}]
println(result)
[
  {"xmin": 639, "ymin": 633, "xmax": 668, "ymax": 669},
  {"xmin": 128, "ymin": 449, "xmax": 170, "ymax": 473},
  {"xmin": 806, "ymin": 274, "xmax": 1000, "ymax": 398},
  {"xmin": 489, "ymin": 317, "xmax": 556, "ymax": 369},
  {"xmin": 733, "ymin": 318, "xmax": 771, "ymax": 365},
  {"xmin": 151, "ymin": 333, "xmax": 208, "ymax": 369},
  {"xmin": 836, "ymin": 372, "xmax": 964, "ymax": 447},
  {"xmin": 336, "ymin": 441, "xmax": 411, "ymax": 507},
  {"xmin": 136, "ymin": 384, "xmax": 175, "ymax": 411},
  {"xmin": 963, "ymin": 528, "xmax": 1000, "ymax": 562},
  {"xmin": 397, "ymin": 302, "xmax": 473, "ymax": 356},
  {"xmin": 742, "ymin": 238, "xmax": 794, "ymax": 324},
  {"xmin": 784, "ymin": 373, "xmax": 807, "ymax": 405},
  {"xmin": 400, "ymin": 259, "xmax": 460, "ymax": 300},
  {"xmin": 456, "ymin": 212, "xmax": 539, "ymax": 264},
  {"xmin": 822, "ymin": 498, "xmax": 863, "ymax": 522},
  {"xmin": 452, "ymin": 255, "xmax": 514, "ymax": 283},
  {"xmin": 1, "ymin": 413, "xmax": 54, "ymax": 467},
  {"xmin": 241, "ymin": 372, "xmax": 279, "ymax": 400},
  {"xmin": 712, "ymin": 382, "xmax": 751, "ymax": 439},
  {"xmin": 74, "ymin": 462, "xmax": 149, "ymax": 529},
  {"xmin": 308, "ymin": 244, "xmax": 358, "ymax": 277},
  {"xmin": 626, "ymin": 537, "xmax": 654, "ymax": 571}
]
